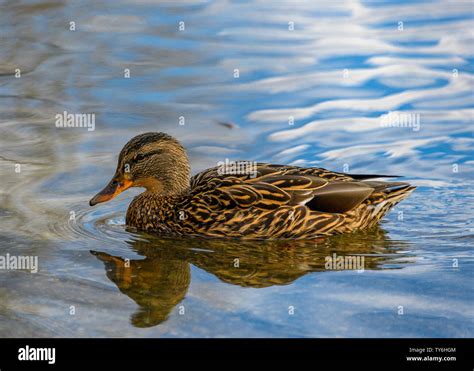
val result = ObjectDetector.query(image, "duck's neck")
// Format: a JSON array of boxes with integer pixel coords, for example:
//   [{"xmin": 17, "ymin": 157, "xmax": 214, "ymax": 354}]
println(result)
[
  {"xmin": 152, "ymin": 156, "xmax": 191, "ymax": 196},
  {"xmin": 140, "ymin": 180, "xmax": 190, "ymax": 198}
]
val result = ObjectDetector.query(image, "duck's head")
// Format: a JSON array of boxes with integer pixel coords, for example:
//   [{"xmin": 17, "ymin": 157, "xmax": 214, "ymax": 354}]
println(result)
[{"xmin": 89, "ymin": 132, "xmax": 190, "ymax": 206}]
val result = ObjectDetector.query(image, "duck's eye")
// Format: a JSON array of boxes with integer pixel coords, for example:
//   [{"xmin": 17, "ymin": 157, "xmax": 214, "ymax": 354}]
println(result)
[{"xmin": 134, "ymin": 153, "xmax": 146, "ymax": 162}]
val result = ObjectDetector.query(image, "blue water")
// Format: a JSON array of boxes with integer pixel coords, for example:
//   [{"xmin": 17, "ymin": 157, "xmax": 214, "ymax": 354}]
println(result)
[{"xmin": 0, "ymin": 0, "xmax": 472, "ymax": 337}]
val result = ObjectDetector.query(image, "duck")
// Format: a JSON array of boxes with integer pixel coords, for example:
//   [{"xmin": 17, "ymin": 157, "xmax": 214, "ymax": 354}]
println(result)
[{"xmin": 89, "ymin": 132, "xmax": 415, "ymax": 239}]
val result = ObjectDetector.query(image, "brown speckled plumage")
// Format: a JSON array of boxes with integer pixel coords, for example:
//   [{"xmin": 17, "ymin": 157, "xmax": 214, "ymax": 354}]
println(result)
[{"xmin": 90, "ymin": 132, "xmax": 415, "ymax": 240}]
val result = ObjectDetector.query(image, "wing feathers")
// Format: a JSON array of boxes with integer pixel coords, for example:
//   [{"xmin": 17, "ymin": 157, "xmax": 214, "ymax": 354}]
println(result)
[
  {"xmin": 187, "ymin": 162, "xmax": 407, "ymax": 238},
  {"xmin": 306, "ymin": 182, "xmax": 374, "ymax": 213}
]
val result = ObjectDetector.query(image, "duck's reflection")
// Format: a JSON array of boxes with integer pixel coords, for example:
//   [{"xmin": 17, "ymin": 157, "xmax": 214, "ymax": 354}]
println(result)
[
  {"xmin": 91, "ymin": 227, "xmax": 409, "ymax": 328},
  {"xmin": 92, "ymin": 249, "xmax": 190, "ymax": 328}
]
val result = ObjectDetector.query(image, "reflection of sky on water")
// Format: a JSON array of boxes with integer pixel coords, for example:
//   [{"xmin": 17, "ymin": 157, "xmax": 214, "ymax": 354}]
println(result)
[{"xmin": 0, "ymin": 0, "xmax": 472, "ymax": 337}]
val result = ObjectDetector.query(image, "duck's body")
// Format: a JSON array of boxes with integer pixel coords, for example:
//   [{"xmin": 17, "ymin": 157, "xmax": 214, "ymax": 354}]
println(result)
[{"xmin": 90, "ymin": 133, "xmax": 415, "ymax": 240}]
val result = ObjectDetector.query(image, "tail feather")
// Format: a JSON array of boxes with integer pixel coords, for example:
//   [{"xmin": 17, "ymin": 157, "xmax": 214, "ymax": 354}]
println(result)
[
  {"xmin": 362, "ymin": 180, "xmax": 411, "ymax": 192},
  {"xmin": 348, "ymin": 173, "xmax": 401, "ymax": 180},
  {"xmin": 383, "ymin": 184, "xmax": 416, "ymax": 201},
  {"xmin": 366, "ymin": 184, "xmax": 416, "ymax": 226},
  {"xmin": 331, "ymin": 181, "xmax": 415, "ymax": 233}
]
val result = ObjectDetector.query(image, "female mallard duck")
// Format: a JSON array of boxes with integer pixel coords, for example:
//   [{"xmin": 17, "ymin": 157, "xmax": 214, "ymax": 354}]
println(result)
[{"xmin": 89, "ymin": 132, "xmax": 415, "ymax": 239}]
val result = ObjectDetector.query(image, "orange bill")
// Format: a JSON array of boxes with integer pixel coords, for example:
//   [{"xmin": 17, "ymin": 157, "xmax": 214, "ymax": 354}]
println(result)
[{"xmin": 89, "ymin": 178, "xmax": 133, "ymax": 206}]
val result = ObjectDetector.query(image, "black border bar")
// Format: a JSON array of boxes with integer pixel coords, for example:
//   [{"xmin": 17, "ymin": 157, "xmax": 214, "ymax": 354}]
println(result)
[{"xmin": 0, "ymin": 338, "xmax": 471, "ymax": 366}]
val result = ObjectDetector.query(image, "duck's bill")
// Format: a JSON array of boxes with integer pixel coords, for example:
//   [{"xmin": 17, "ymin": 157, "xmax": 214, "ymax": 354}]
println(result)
[{"xmin": 89, "ymin": 179, "xmax": 133, "ymax": 206}]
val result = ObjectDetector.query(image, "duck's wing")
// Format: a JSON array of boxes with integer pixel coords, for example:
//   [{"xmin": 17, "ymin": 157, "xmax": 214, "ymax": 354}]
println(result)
[
  {"xmin": 190, "ymin": 162, "xmax": 352, "ymax": 187},
  {"xmin": 190, "ymin": 163, "xmax": 387, "ymax": 214}
]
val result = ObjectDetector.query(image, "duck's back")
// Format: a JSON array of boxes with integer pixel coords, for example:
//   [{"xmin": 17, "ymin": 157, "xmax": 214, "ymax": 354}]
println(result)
[{"xmin": 175, "ymin": 163, "xmax": 415, "ymax": 239}]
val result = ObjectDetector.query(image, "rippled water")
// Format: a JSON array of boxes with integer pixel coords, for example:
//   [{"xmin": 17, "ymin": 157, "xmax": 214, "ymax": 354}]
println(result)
[{"xmin": 0, "ymin": 0, "xmax": 473, "ymax": 337}]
